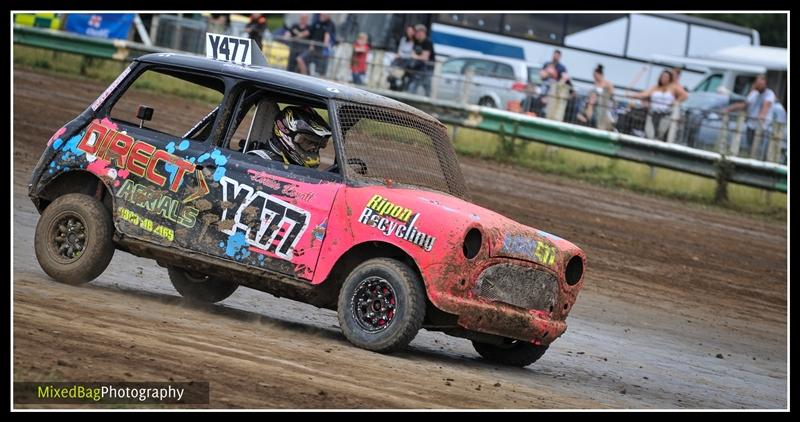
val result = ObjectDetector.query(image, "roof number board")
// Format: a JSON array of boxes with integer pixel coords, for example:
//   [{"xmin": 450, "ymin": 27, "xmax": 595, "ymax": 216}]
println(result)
[{"xmin": 206, "ymin": 33, "xmax": 252, "ymax": 65}]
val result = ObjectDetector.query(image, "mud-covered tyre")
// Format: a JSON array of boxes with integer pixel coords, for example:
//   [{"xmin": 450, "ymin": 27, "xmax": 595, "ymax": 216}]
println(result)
[
  {"xmin": 34, "ymin": 193, "xmax": 115, "ymax": 285},
  {"xmin": 337, "ymin": 258, "xmax": 426, "ymax": 353},
  {"xmin": 167, "ymin": 266, "xmax": 238, "ymax": 303},
  {"xmin": 472, "ymin": 339, "xmax": 549, "ymax": 367}
]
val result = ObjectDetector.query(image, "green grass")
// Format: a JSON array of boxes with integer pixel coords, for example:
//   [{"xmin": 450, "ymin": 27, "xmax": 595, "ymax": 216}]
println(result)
[
  {"xmin": 450, "ymin": 125, "xmax": 786, "ymax": 219},
  {"xmin": 13, "ymin": 45, "xmax": 787, "ymax": 219}
]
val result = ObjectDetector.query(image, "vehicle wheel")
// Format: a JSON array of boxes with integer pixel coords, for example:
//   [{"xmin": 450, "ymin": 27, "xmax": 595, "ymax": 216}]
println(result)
[
  {"xmin": 472, "ymin": 339, "xmax": 549, "ymax": 367},
  {"xmin": 168, "ymin": 266, "xmax": 238, "ymax": 303},
  {"xmin": 33, "ymin": 193, "xmax": 115, "ymax": 285},
  {"xmin": 337, "ymin": 258, "xmax": 426, "ymax": 353},
  {"xmin": 478, "ymin": 97, "xmax": 497, "ymax": 108}
]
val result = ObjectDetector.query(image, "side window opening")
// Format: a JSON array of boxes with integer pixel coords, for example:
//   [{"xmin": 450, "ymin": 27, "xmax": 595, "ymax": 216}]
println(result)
[
  {"xmin": 107, "ymin": 67, "xmax": 224, "ymax": 143},
  {"xmin": 223, "ymin": 86, "xmax": 338, "ymax": 174}
]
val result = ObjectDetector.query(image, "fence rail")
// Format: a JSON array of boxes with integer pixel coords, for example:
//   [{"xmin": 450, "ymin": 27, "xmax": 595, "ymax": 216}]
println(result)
[{"xmin": 12, "ymin": 24, "xmax": 787, "ymax": 194}]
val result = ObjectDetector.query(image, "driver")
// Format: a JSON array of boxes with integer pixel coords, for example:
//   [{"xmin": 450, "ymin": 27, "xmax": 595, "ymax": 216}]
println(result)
[{"xmin": 248, "ymin": 106, "xmax": 332, "ymax": 168}]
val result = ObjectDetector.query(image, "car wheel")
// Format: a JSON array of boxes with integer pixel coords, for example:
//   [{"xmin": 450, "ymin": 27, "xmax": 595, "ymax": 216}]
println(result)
[
  {"xmin": 472, "ymin": 338, "xmax": 549, "ymax": 367},
  {"xmin": 168, "ymin": 266, "xmax": 238, "ymax": 303},
  {"xmin": 34, "ymin": 193, "xmax": 115, "ymax": 285},
  {"xmin": 478, "ymin": 97, "xmax": 497, "ymax": 108},
  {"xmin": 337, "ymin": 258, "xmax": 425, "ymax": 353}
]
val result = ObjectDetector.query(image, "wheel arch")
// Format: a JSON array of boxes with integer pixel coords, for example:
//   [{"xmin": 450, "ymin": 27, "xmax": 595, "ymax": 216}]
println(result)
[
  {"xmin": 34, "ymin": 170, "xmax": 113, "ymax": 213},
  {"xmin": 314, "ymin": 240, "xmax": 426, "ymax": 309}
]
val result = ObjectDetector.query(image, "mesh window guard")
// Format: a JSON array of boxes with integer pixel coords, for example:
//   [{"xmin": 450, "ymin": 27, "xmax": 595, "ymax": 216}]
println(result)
[{"xmin": 336, "ymin": 102, "xmax": 469, "ymax": 200}]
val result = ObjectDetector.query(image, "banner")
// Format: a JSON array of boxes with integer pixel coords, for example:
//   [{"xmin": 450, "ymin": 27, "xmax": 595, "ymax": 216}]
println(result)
[{"xmin": 64, "ymin": 13, "xmax": 135, "ymax": 40}]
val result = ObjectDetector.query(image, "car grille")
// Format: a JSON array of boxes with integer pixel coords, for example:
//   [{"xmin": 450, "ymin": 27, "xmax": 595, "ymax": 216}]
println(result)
[{"xmin": 475, "ymin": 264, "xmax": 558, "ymax": 311}]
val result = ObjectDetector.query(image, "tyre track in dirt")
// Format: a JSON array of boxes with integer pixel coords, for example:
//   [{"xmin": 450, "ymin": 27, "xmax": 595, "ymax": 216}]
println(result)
[{"xmin": 12, "ymin": 67, "xmax": 787, "ymax": 408}]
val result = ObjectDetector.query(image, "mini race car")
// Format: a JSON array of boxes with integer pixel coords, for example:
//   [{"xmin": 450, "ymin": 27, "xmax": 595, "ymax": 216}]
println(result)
[{"xmin": 29, "ymin": 33, "xmax": 586, "ymax": 367}]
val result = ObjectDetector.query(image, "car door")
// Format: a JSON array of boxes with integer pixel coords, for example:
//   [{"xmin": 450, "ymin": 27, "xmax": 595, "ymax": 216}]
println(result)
[
  {"xmin": 466, "ymin": 59, "xmax": 502, "ymax": 104},
  {"xmin": 437, "ymin": 58, "xmax": 467, "ymax": 101},
  {"xmin": 87, "ymin": 65, "xmax": 227, "ymax": 249},
  {"xmin": 193, "ymin": 86, "xmax": 343, "ymax": 281}
]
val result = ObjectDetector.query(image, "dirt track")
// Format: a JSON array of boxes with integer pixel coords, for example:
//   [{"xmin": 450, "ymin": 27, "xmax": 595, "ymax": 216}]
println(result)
[{"xmin": 12, "ymin": 67, "xmax": 788, "ymax": 409}]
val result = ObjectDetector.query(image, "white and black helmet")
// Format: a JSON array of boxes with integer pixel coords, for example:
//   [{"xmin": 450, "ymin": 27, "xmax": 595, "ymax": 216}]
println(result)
[{"xmin": 270, "ymin": 106, "xmax": 332, "ymax": 168}]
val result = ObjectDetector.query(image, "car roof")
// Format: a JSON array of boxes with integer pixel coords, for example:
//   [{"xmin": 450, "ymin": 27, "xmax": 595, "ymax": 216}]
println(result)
[{"xmin": 135, "ymin": 53, "xmax": 437, "ymax": 121}]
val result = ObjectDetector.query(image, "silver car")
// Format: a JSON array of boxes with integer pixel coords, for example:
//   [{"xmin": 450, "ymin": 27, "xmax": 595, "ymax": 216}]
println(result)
[{"xmin": 434, "ymin": 55, "xmax": 540, "ymax": 110}]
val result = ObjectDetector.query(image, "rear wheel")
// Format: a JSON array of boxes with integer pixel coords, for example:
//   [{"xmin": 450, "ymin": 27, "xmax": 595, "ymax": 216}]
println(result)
[
  {"xmin": 168, "ymin": 266, "xmax": 238, "ymax": 303},
  {"xmin": 472, "ymin": 338, "xmax": 549, "ymax": 367},
  {"xmin": 478, "ymin": 97, "xmax": 497, "ymax": 108},
  {"xmin": 34, "ymin": 193, "xmax": 115, "ymax": 285},
  {"xmin": 337, "ymin": 258, "xmax": 425, "ymax": 353}
]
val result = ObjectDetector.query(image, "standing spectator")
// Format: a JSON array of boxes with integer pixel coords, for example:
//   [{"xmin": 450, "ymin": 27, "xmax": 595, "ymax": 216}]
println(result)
[
  {"xmin": 351, "ymin": 32, "xmax": 370, "ymax": 85},
  {"xmin": 405, "ymin": 24, "xmax": 435, "ymax": 96},
  {"xmin": 540, "ymin": 49, "xmax": 569, "ymax": 83},
  {"xmin": 631, "ymin": 70, "xmax": 688, "ymax": 141},
  {"xmin": 587, "ymin": 64, "xmax": 615, "ymax": 127},
  {"xmin": 670, "ymin": 67, "xmax": 689, "ymax": 101},
  {"xmin": 297, "ymin": 13, "xmax": 335, "ymax": 76},
  {"xmin": 284, "ymin": 14, "xmax": 311, "ymax": 72},
  {"xmin": 723, "ymin": 74, "xmax": 776, "ymax": 159},
  {"xmin": 592, "ymin": 64, "xmax": 614, "ymax": 96},
  {"xmin": 207, "ymin": 13, "xmax": 230, "ymax": 35},
  {"xmin": 245, "ymin": 14, "xmax": 268, "ymax": 50},
  {"xmin": 387, "ymin": 25, "xmax": 416, "ymax": 91},
  {"xmin": 397, "ymin": 25, "xmax": 415, "ymax": 59}
]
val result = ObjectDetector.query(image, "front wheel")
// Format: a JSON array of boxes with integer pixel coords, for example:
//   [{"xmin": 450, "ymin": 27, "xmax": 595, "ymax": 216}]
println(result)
[
  {"xmin": 337, "ymin": 258, "xmax": 426, "ymax": 353},
  {"xmin": 34, "ymin": 193, "xmax": 115, "ymax": 285},
  {"xmin": 168, "ymin": 266, "xmax": 238, "ymax": 303},
  {"xmin": 472, "ymin": 339, "xmax": 549, "ymax": 367}
]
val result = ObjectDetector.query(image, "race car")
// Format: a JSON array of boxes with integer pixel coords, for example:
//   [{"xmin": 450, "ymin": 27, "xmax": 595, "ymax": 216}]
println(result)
[{"xmin": 28, "ymin": 33, "xmax": 586, "ymax": 367}]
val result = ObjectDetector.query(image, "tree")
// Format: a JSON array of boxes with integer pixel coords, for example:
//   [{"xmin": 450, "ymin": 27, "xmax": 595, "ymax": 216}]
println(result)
[{"xmin": 691, "ymin": 14, "xmax": 787, "ymax": 47}]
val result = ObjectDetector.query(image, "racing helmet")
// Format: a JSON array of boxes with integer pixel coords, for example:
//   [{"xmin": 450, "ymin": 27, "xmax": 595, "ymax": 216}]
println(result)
[{"xmin": 271, "ymin": 106, "xmax": 332, "ymax": 168}]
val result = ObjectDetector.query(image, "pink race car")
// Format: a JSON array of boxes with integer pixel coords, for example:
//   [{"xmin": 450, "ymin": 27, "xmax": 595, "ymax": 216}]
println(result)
[{"xmin": 29, "ymin": 50, "xmax": 586, "ymax": 367}]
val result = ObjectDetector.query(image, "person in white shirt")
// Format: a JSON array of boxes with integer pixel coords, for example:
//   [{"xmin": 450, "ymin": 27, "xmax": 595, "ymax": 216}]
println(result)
[
  {"xmin": 631, "ymin": 70, "xmax": 688, "ymax": 141},
  {"xmin": 724, "ymin": 74, "xmax": 777, "ymax": 160}
]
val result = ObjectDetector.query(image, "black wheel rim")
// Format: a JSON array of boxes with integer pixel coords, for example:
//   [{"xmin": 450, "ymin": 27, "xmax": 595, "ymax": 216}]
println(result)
[
  {"xmin": 49, "ymin": 212, "xmax": 87, "ymax": 263},
  {"xmin": 351, "ymin": 276, "xmax": 397, "ymax": 332}
]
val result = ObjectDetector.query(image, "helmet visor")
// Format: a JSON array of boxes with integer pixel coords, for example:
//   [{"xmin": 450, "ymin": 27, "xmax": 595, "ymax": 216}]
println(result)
[{"xmin": 293, "ymin": 133, "xmax": 329, "ymax": 153}]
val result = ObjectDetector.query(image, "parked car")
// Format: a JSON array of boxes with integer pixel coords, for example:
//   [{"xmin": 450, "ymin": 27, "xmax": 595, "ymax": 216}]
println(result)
[
  {"xmin": 436, "ymin": 54, "xmax": 540, "ymax": 110},
  {"xmin": 29, "ymin": 42, "xmax": 586, "ymax": 367}
]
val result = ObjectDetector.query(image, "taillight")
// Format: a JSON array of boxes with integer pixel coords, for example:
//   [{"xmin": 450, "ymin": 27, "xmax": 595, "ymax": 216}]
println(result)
[{"xmin": 511, "ymin": 82, "xmax": 529, "ymax": 92}]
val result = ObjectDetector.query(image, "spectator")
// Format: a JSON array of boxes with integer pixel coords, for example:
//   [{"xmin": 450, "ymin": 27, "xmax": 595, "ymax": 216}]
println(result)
[
  {"xmin": 576, "ymin": 90, "xmax": 599, "ymax": 127},
  {"xmin": 592, "ymin": 64, "xmax": 614, "ymax": 96},
  {"xmin": 387, "ymin": 25, "xmax": 416, "ymax": 91},
  {"xmin": 530, "ymin": 63, "xmax": 559, "ymax": 115},
  {"xmin": 586, "ymin": 64, "xmax": 615, "ymax": 127},
  {"xmin": 351, "ymin": 32, "xmax": 370, "ymax": 85},
  {"xmin": 631, "ymin": 70, "xmax": 688, "ymax": 141},
  {"xmin": 539, "ymin": 49, "xmax": 569, "ymax": 83},
  {"xmin": 207, "ymin": 13, "xmax": 230, "ymax": 35},
  {"xmin": 245, "ymin": 14, "xmax": 267, "ymax": 50},
  {"xmin": 724, "ymin": 74, "xmax": 776, "ymax": 160},
  {"xmin": 670, "ymin": 67, "xmax": 689, "ymax": 101},
  {"xmin": 284, "ymin": 14, "xmax": 311, "ymax": 72},
  {"xmin": 297, "ymin": 13, "xmax": 335, "ymax": 76},
  {"xmin": 397, "ymin": 25, "xmax": 415, "ymax": 59},
  {"xmin": 405, "ymin": 24, "xmax": 436, "ymax": 96}
]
